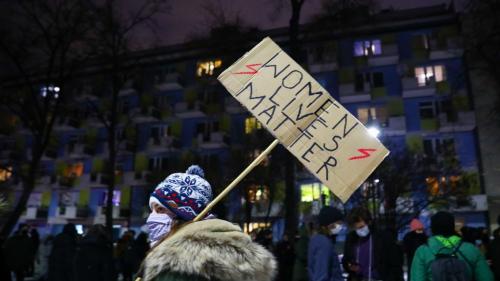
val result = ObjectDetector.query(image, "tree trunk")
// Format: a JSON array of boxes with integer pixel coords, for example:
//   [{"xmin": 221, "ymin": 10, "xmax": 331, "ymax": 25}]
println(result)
[
  {"xmin": 105, "ymin": 76, "xmax": 119, "ymax": 236},
  {"xmin": 1, "ymin": 161, "xmax": 39, "ymax": 237},
  {"xmin": 283, "ymin": 0, "xmax": 304, "ymax": 238}
]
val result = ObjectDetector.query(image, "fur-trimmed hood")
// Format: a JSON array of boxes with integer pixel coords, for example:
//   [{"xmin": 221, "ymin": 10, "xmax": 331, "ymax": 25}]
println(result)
[{"xmin": 143, "ymin": 219, "xmax": 276, "ymax": 281}]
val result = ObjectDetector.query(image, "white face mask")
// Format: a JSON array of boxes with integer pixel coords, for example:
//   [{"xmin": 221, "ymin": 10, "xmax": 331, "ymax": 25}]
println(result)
[
  {"xmin": 356, "ymin": 225, "xmax": 370, "ymax": 237},
  {"xmin": 146, "ymin": 211, "xmax": 174, "ymax": 246},
  {"xmin": 330, "ymin": 224, "xmax": 343, "ymax": 235}
]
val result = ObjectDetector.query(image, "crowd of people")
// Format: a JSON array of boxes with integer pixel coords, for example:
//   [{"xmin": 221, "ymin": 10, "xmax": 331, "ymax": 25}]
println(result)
[
  {"xmin": 266, "ymin": 207, "xmax": 500, "ymax": 281},
  {"xmin": 1, "ymin": 164, "xmax": 500, "ymax": 281},
  {"xmin": 0, "ymin": 223, "xmax": 149, "ymax": 281}
]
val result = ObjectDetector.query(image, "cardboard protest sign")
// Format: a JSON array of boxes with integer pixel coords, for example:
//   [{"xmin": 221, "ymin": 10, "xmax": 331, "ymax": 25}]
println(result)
[{"xmin": 218, "ymin": 37, "xmax": 389, "ymax": 202}]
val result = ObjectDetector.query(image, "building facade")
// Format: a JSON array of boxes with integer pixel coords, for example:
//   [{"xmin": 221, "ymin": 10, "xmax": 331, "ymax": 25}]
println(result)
[{"xmin": 0, "ymin": 5, "xmax": 490, "ymax": 236}]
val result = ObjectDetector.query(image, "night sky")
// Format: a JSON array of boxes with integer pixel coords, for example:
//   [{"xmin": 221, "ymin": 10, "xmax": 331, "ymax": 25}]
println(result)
[{"xmin": 136, "ymin": 0, "xmax": 452, "ymax": 48}]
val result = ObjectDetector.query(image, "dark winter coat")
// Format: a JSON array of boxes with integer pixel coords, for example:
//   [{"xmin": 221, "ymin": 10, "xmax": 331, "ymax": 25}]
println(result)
[
  {"xmin": 143, "ymin": 219, "xmax": 276, "ymax": 281},
  {"xmin": 75, "ymin": 234, "xmax": 114, "ymax": 281},
  {"xmin": 403, "ymin": 231, "xmax": 428, "ymax": 275},
  {"xmin": 308, "ymin": 234, "xmax": 343, "ymax": 281},
  {"xmin": 275, "ymin": 238, "xmax": 295, "ymax": 281},
  {"xmin": 4, "ymin": 232, "xmax": 35, "ymax": 271},
  {"xmin": 487, "ymin": 237, "xmax": 500, "ymax": 281},
  {"xmin": 343, "ymin": 228, "xmax": 403, "ymax": 281},
  {"xmin": 293, "ymin": 226, "xmax": 310, "ymax": 281},
  {"xmin": 48, "ymin": 231, "xmax": 77, "ymax": 281}
]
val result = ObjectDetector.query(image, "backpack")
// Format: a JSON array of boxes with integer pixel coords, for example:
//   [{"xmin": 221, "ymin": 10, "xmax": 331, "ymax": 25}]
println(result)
[{"xmin": 429, "ymin": 241, "xmax": 472, "ymax": 281}]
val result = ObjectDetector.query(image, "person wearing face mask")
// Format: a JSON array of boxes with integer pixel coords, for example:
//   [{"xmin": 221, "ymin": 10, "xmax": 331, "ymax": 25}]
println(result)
[
  {"xmin": 139, "ymin": 165, "xmax": 277, "ymax": 281},
  {"xmin": 402, "ymin": 219, "xmax": 428, "ymax": 280},
  {"xmin": 307, "ymin": 206, "xmax": 345, "ymax": 281},
  {"xmin": 342, "ymin": 207, "xmax": 403, "ymax": 281}
]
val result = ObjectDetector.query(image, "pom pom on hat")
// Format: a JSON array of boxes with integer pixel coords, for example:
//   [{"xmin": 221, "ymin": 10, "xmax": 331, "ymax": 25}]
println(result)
[
  {"xmin": 410, "ymin": 218, "xmax": 424, "ymax": 231},
  {"xmin": 149, "ymin": 164, "xmax": 212, "ymax": 221},
  {"xmin": 186, "ymin": 165, "xmax": 205, "ymax": 178}
]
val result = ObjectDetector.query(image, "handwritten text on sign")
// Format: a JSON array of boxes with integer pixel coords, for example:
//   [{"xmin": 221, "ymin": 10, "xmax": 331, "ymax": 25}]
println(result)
[{"xmin": 218, "ymin": 38, "xmax": 389, "ymax": 202}]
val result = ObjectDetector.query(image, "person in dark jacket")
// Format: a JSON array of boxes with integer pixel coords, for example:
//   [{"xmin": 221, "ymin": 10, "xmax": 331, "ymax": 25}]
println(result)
[
  {"xmin": 410, "ymin": 211, "xmax": 493, "ymax": 281},
  {"xmin": 116, "ymin": 230, "xmax": 135, "ymax": 281},
  {"xmin": 402, "ymin": 219, "xmax": 427, "ymax": 279},
  {"xmin": 490, "ymin": 233, "xmax": 500, "ymax": 281},
  {"xmin": 48, "ymin": 223, "xmax": 78, "ymax": 281},
  {"xmin": 127, "ymin": 232, "xmax": 150, "ymax": 277},
  {"xmin": 492, "ymin": 215, "xmax": 500, "ymax": 240},
  {"xmin": 4, "ymin": 225, "xmax": 34, "ymax": 281},
  {"xmin": 29, "ymin": 228, "xmax": 40, "ymax": 277},
  {"xmin": 308, "ymin": 206, "xmax": 345, "ymax": 281},
  {"xmin": 0, "ymin": 235, "xmax": 12, "ymax": 281},
  {"xmin": 75, "ymin": 224, "xmax": 115, "ymax": 281},
  {"xmin": 275, "ymin": 233, "xmax": 295, "ymax": 281},
  {"xmin": 293, "ymin": 225, "xmax": 310, "ymax": 281},
  {"xmin": 342, "ymin": 207, "xmax": 403, "ymax": 281}
]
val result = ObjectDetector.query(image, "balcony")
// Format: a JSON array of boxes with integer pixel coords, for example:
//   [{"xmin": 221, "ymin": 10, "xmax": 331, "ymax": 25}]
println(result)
[
  {"xmin": 132, "ymin": 106, "xmax": 160, "ymax": 123},
  {"xmin": 309, "ymin": 60, "xmax": 338, "ymax": 73},
  {"xmin": 367, "ymin": 44, "xmax": 399, "ymax": 66},
  {"xmin": 420, "ymin": 118, "xmax": 439, "ymax": 131},
  {"xmin": 147, "ymin": 136, "xmax": 176, "ymax": 152},
  {"xmin": 155, "ymin": 73, "xmax": 184, "ymax": 92},
  {"xmin": 439, "ymin": 111, "xmax": 476, "ymax": 132},
  {"xmin": 429, "ymin": 38, "xmax": 463, "ymax": 60},
  {"xmin": 119, "ymin": 87, "xmax": 136, "ymax": 97},
  {"xmin": 55, "ymin": 206, "xmax": 77, "ymax": 219},
  {"xmin": 123, "ymin": 171, "xmax": 148, "ymax": 185},
  {"xmin": 384, "ymin": 116, "xmax": 406, "ymax": 136},
  {"xmin": 196, "ymin": 132, "xmax": 228, "ymax": 149},
  {"xmin": 94, "ymin": 206, "xmax": 120, "ymax": 224},
  {"xmin": 338, "ymin": 84, "xmax": 370, "ymax": 103},
  {"xmin": 402, "ymin": 77, "xmax": 436, "ymax": 98},
  {"xmin": 174, "ymin": 101, "xmax": 206, "ymax": 119}
]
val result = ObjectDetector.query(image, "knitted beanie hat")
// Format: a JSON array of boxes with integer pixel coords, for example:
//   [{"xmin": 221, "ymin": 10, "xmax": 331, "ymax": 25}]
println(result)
[
  {"xmin": 410, "ymin": 218, "xmax": 424, "ymax": 231},
  {"xmin": 318, "ymin": 206, "xmax": 344, "ymax": 227},
  {"xmin": 149, "ymin": 165, "xmax": 213, "ymax": 221}
]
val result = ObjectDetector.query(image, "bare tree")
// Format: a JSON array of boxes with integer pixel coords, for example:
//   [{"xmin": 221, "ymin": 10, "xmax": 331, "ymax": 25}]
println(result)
[
  {"xmin": 84, "ymin": 0, "xmax": 169, "ymax": 234},
  {"xmin": 0, "ymin": 0, "xmax": 91, "ymax": 236},
  {"xmin": 463, "ymin": 0, "xmax": 500, "ymax": 121}
]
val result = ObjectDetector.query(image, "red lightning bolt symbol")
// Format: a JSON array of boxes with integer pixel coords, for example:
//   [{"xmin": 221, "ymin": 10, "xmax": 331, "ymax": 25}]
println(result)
[
  {"xmin": 233, "ymin": 63, "xmax": 261, "ymax": 75},
  {"xmin": 349, "ymin": 148, "xmax": 377, "ymax": 160}
]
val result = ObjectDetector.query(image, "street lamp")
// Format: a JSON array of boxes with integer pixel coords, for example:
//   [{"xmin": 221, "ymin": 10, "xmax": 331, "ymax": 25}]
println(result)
[
  {"xmin": 366, "ymin": 108, "xmax": 381, "ymax": 138},
  {"xmin": 367, "ymin": 126, "xmax": 381, "ymax": 138}
]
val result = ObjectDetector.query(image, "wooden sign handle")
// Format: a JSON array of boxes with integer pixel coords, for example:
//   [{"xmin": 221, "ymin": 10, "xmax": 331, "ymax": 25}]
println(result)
[{"xmin": 193, "ymin": 139, "xmax": 280, "ymax": 222}]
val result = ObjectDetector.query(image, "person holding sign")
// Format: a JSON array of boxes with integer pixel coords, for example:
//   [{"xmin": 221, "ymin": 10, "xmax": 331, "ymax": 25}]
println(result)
[
  {"xmin": 342, "ymin": 207, "xmax": 403, "ymax": 281},
  {"xmin": 308, "ymin": 206, "xmax": 345, "ymax": 281},
  {"xmin": 139, "ymin": 165, "xmax": 277, "ymax": 281}
]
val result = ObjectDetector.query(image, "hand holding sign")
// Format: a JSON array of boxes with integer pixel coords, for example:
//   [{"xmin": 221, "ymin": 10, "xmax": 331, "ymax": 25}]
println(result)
[{"xmin": 194, "ymin": 37, "xmax": 389, "ymax": 221}]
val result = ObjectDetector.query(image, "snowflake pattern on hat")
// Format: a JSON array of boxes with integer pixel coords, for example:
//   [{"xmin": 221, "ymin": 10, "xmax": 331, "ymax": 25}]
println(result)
[{"xmin": 150, "ymin": 166, "xmax": 212, "ymax": 221}]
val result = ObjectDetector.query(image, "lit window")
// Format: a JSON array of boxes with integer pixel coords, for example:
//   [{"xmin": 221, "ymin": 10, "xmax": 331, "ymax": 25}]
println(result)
[
  {"xmin": 0, "ymin": 167, "xmax": 12, "ymax": 182},
  {"xmin": 245, "ymin": 117, "xmax": 262, "ymax": 134},
  {"xmin": 300, "ymin": 183, "xmax": 330, "ymax": 202},
  {"xmin": 354, "ymin": 40, "xmax": 382, "ymax": 57},
  {"xmin": 63, "ymin": 162, "xmax": 84, "ymax": 178},
  {"xmin": 196, "ymin": 59, "xmax": 222, "ymax": 77},
  {"xmin": 40, "ymin": 84, "xmax": 60, "ymax": 99},
  {"xmin": 247, "ymin": 184, "xmax": 269, "ymax": 203},
  {"xmin": 102, "ymin": 190, "xmax": 121, "ymax": 207},
  {"xmin": 357, "ymin": 107, "xmax": 387, "ymax": 125},
  {"xmin": 414, "ymin": 65, "xmax": 446, "ymax": 86}
]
